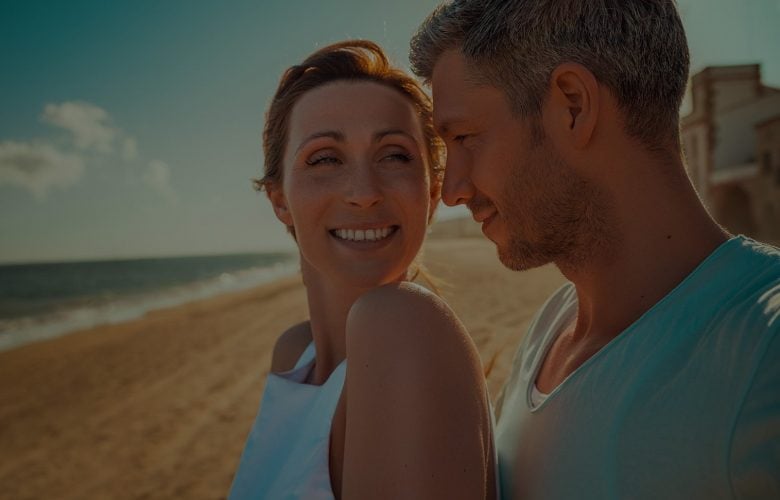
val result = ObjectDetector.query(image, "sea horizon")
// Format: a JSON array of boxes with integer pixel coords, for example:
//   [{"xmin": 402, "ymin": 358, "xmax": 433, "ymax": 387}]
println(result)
[
  {"xmin": 0, "ymin": 251, "xmax": 298, "ymax": 352},
  {"xmin": 0, "ymin": 248, "xmax": 297, "ymax": 267}
]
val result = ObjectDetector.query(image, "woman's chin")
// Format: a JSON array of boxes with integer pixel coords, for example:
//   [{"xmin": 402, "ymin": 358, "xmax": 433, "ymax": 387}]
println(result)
[{"xmin": 336, "ymin": 267, "xmax": 410, "ymax": 291}]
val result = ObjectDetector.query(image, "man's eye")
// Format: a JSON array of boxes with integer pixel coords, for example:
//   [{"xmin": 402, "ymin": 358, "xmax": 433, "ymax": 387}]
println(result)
[
  {"xmin": 305, "ymin": 155, "xmax": 340, "ymax": 166},
  {"xmin": 453, "ymin": 134, "xmax": 469, "ymax": 144}
]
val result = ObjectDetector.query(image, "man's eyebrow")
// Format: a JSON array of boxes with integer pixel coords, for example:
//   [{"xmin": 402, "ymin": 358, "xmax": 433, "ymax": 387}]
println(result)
[
  {"xmin": 434, "ymin": 118, "xmax": 462, "ymax": 137},
  {"xmin": 295, "ymin": 130, "xmax": 345, "ymax": 154},
  {"xmin": 436, "ymin": 121, "xmax": 452, "ymax": 137}
]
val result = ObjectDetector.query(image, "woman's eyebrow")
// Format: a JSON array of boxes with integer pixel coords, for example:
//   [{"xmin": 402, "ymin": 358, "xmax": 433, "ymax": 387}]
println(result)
[
  {"xmin": 295, "ymin": 130, "xmax": 345, "ymax": 154},
  {"xmin": 295, "ymin": 129, "xmax": 415, "ymax": 155},
  {"xmin": 373, "ymin": 129, "xmax": 415, "ymax": 143}
]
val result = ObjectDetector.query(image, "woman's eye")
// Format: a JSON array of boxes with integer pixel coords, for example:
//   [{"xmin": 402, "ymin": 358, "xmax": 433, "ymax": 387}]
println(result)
[
  {"xmin": 381, "ymin": 152, "xmax": 413, "ymax": 163},
  {"xmin": 305, "ymin": 155, "xmax": 340, "ymax": 166}
]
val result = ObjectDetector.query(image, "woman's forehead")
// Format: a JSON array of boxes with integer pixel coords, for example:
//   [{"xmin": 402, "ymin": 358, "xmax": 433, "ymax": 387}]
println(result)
[{"xmin": 288, "ymin": 81, "xmax": 423, "ymax": 140}]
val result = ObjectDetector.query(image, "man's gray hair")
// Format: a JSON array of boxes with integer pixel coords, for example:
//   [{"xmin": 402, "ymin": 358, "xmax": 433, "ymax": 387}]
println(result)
[{"xmin": 410, "ymin": 0, "xmax": 690, "ymax": 148}]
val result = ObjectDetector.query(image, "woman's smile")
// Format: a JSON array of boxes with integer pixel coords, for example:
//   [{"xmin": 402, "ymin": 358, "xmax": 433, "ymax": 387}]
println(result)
[
  {"xmin": 328, "ymin": 224, "xmax": 400, "ymax": 251},
  {"xmin": 330, "ymin": 225, "xmax": 398, "ymax": 242}
]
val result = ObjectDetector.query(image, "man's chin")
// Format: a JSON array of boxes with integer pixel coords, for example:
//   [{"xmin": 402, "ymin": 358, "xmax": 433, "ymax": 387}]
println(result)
[{"xmin": 497, "ymin": 242, "xmax": 551, "ymax": 272}]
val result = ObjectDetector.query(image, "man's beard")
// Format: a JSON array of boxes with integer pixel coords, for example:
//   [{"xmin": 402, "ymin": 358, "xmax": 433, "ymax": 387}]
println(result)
[{"xmin": 497, "ymin": 143, "xmax": 616, "ymax": 273}]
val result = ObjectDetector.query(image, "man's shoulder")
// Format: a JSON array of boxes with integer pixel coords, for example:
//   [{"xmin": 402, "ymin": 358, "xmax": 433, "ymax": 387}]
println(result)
[
  {"xmin": 686, "ymin": 237, "xmax": 780, "ymax": 383},
  {"xmin": 689, "ymin": 237, "xmax": 780, "ymax": 328},
  {"xmin": 739, "ymin": 235, "xmax": 780, "ymax": 257},
  {"xmin": 732, "ymin": 236, "xmax": 780, "ymax": 274},
  {"xmin": 729, "ymin": 237, "xmax": 780, "ymax": 322}
]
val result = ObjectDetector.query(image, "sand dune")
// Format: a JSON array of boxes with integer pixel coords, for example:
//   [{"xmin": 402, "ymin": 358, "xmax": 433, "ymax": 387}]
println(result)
[{"xmin": 0, "ymin": 238, "xmax": 565, "ymax": 500}]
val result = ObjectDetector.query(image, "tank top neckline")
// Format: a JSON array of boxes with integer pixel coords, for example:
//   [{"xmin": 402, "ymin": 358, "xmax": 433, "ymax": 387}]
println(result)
[{"xmin": 271, "ymin": 341, "xmax": 347, "ymax": 387}]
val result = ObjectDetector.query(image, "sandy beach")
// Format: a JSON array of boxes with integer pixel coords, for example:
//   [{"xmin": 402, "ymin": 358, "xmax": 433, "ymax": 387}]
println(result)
[{"xmin": 0, "ymin": 238, "xmax": 565, "ymax": 500}]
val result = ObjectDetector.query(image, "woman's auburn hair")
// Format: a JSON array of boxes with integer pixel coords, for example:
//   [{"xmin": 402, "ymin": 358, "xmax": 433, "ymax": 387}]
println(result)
[{"xmin": 256, "ymin": 39, "xmax": 443, "ymax": 191}]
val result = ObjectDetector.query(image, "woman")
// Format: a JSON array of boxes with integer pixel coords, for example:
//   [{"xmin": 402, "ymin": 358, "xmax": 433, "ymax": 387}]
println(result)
[{"xmin": 229, "ymin": 40, "xmax": 496, "ymax": 500}]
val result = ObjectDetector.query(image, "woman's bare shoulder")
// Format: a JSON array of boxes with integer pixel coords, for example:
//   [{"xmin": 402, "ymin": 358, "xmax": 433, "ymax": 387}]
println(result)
[
  {"xmin": 271, "ymin": 321, "xmax": 312, "ymax": 373},
  {"xmin": 346, "ymin": 281, "xmax": 483, "ymax": 391},
  {"xmin": 347, "ymin": 281, "xmax": 471, "ymax": 352}
]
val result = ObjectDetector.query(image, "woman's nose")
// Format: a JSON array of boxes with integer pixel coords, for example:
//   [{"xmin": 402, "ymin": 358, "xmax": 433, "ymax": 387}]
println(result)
[{"xmin": 344, "ymin": 166, "xmax": 383, "ymax": 208}]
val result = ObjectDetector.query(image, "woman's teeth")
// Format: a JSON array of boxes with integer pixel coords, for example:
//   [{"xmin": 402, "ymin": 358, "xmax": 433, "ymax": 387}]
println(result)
[{"xmin": 333, "ymin": 226, "xmax": 394, "ymax": 242}]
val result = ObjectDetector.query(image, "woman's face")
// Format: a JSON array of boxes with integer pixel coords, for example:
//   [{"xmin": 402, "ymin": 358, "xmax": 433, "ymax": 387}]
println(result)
[{"xmin": 268, "ymin": 80, "xmax": 437, "ymax": 288}]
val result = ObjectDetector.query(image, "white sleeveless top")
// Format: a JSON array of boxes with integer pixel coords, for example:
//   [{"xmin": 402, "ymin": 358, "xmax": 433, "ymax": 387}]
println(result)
[{"xmin": 228, "ymin": 341, "xmax": 346, "ymax": 500}]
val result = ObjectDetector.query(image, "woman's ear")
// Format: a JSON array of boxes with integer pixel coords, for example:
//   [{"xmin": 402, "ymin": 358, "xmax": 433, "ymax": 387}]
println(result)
[{"xmin": 266, "ymin": 183, "xmax": 294, "ymax": 227}]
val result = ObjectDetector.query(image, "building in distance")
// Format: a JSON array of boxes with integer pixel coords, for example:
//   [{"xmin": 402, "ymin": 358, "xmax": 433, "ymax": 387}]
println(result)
[{"xmin": 682, "ymin": 64, "xmax": 780, "ymax": 243}]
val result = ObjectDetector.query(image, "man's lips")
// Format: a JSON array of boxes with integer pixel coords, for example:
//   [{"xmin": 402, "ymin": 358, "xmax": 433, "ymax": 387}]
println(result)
[
  {"xmin": 468, "ymin": 198, "xmax": 496, "ymax": 224},
  {"xmin": 470, "ymin": 209, "xmax": 498, "ymax": 235},
  {"xmin": 472, "ymin": 210, "xmax": 496, "ymax": 224}
]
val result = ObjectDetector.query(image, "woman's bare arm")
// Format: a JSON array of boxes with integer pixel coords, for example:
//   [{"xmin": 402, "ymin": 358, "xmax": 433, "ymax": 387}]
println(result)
[{"xmin": 341, "ymin": 282, "xmax": 494, "ymax": 500}]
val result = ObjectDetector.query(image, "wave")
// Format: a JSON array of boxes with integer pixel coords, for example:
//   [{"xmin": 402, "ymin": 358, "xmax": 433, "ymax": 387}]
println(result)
[{"xmin": 0, "ymin": 261, "xmax": 299, "ymax": 353}]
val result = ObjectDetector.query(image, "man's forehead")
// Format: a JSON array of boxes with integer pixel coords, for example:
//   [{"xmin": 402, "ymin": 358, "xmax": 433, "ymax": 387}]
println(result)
[
  {"xmin": 431, "ymin": 50, "xmax": 477, "ymax": 127},
  {"xmin": 431, "ymin": 51, "xmax": 507, "ymax": 133},
  {"xmin": 431, "ymin": 97, "xmax": 467, "ymax": 136},
  {"xmin": 431, "ymin": 50, "xmax": 472, "ymax": 92}
]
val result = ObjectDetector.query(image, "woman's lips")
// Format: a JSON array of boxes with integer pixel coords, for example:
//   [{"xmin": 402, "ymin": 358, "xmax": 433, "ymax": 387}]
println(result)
[
  {"xmin": 330, "ymin": 225, "xmax": 397, "ymax": 242},
  {"xmin": 328, "ymin": 225, "xmax": 400, "ymax": 249}
]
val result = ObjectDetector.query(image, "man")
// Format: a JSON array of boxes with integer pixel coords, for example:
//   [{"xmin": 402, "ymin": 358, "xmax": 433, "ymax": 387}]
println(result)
[{"xmin": 410, "ymin": 1, "xmax": 779, "ymax": 499}]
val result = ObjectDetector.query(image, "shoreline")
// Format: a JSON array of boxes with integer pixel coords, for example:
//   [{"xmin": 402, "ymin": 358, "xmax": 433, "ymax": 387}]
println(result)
[
  {"xmin": 0, "ymin": 258, "xmax": 299, "ymax": 354},
  {"xmin": 0, "ymin": 238, "xmax": 565, "ymax": 499}
]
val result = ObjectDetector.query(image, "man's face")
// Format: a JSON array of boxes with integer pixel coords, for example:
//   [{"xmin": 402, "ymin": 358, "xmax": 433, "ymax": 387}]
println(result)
[{"xmin": 431, "ymin": 50, "xmax": 609, "ymax": 271}]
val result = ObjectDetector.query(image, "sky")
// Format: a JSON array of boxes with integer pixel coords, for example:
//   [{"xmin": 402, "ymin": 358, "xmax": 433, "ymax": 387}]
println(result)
[{"xmin": 1, "ymin": 0, "xmax": 779, "ymax": 264}]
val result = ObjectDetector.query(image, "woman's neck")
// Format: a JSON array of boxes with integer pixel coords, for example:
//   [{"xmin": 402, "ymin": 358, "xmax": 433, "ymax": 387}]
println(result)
[{"xmin": 301, "ymin": 264, "xmax": 367, "ymax": 385}]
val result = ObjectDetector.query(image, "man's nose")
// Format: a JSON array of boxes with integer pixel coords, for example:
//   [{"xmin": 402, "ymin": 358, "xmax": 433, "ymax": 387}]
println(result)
[
  {"xmin": 441, "ymin": 151, "xmax": 474, "ymax": 206},
  {"xmin": 344, "ymin": 166, "xmax": 383, "ymax": 208}
]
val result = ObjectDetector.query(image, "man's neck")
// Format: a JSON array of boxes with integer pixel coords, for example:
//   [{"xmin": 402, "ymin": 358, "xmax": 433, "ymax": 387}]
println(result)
[
  {"xmin": 536, "ymin": 153, "xmax": 728, "ymax": 393},
  {"xmin": 558, "ymin": 153, "xmax": 729, "ymax": 344}
]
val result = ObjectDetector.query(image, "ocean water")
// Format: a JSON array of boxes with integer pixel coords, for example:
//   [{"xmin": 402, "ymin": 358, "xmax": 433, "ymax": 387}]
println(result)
[{"xmin": 0, "ymin": 252, "xmax": 297, "ymax": 352}]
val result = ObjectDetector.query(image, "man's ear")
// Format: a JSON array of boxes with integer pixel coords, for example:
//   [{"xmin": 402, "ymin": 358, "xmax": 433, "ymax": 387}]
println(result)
[
  {"xmin": 266, "ymin": 183, "xmax": 294, "ymax": 227},
  {"xmin": 544, "ymin": 62, "xmax": 599, "ymax": 149}
]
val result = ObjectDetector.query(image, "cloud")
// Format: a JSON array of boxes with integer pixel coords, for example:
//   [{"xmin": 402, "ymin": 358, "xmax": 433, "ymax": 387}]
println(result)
[
  {"xmin": 1, "ymin": 101, "xmax": 150, "ymax": 199},
  {"xmin": 0, "ymin": 141, "xmax": 85, "ymax": 199},
  {"xmin": 143, "ymin": 160, "xmax": 176, "ymax": 201},
  {"xmin": 41, "ymin": 101, "xmax": 117, "ymax": 153},
  {"xmin": 121, "ymin": 137, "xmax": 138, "ymax": 162}
]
